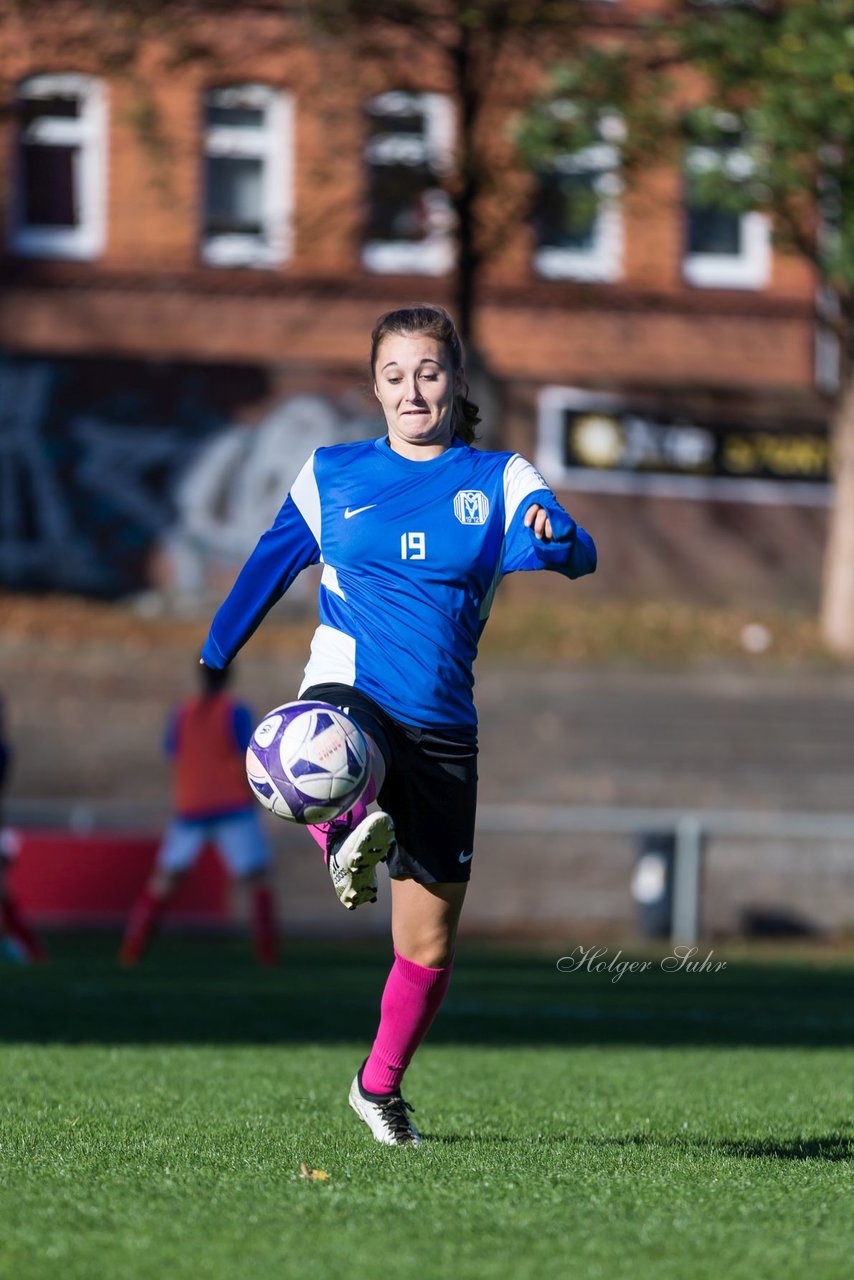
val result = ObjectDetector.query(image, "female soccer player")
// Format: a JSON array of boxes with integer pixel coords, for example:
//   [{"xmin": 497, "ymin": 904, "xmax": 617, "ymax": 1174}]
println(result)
[{"xmin": 201, "ymin": 305, "xmax": 596, "ymax": 1146}]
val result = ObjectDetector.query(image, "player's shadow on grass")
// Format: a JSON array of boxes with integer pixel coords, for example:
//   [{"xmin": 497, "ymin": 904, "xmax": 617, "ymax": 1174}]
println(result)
[
  {"xmin": 585, "ymin": 1133, "xmax": 854, "ymax": 1163},
  {"xmin": 713, "ymin": 1135, "xmax": 854, "ymax": 1162},
  {"xmin": 2, "ymin": 935, "xmax": 853, "ymax": 1048},
  {"xmin": 417, "ymin": 1133, "xmax": 854, "ymax": 1161}
]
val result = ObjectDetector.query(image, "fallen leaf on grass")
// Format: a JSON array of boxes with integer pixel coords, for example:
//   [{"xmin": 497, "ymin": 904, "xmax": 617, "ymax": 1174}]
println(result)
[{"xmin": 299, "ymin": 1162, "xmax": 330, "ymax": 1181}]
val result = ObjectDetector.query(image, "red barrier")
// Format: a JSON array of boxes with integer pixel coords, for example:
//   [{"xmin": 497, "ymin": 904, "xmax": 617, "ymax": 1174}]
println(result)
[{"xmin": 6, "ymin": 830, "xmax": 231, "ymax": 925}]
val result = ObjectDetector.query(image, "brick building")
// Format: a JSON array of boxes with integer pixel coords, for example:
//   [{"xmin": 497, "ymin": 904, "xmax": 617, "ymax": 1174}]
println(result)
[{"xmin": 0, "ymin": 0, "xmax": 830, "ymax": 604}]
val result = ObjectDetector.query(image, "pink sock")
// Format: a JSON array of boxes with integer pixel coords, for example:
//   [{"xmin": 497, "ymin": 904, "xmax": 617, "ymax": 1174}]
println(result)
[
  {"xmin": 306, "ymin": 774, "xmax": 378, "ymax": 861},
  {"xmin": 360, "ymin": 949, "xmax": 454, "ymax": 1096}
]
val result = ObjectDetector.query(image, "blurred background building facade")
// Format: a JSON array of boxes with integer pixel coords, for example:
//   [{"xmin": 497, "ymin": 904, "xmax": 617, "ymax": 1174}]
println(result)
[
  {"xmin": 3, "ymin": 3, "xmax": 854, "ymax": 946},
  {"xmin": 0, "ymin": 0, "xmax": 830, "ymax": 607}
]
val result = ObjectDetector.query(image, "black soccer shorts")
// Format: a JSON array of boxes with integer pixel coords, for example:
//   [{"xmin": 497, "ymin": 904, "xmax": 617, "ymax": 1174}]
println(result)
[{"xmin": 301, "ymin": 683, "xmax": 478, "ymax": 884}]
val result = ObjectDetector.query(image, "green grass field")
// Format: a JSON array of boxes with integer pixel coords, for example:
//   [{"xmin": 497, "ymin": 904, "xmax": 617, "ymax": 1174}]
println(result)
[{"xmin": 1, "ymin": 935, "xmax": 852, "ymax": 1280}]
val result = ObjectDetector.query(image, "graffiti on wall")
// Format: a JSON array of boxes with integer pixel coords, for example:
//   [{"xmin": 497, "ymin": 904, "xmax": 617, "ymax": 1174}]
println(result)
[{"xmin": 0, "ymin": 355, "xmax": 378, "ymax": 598}]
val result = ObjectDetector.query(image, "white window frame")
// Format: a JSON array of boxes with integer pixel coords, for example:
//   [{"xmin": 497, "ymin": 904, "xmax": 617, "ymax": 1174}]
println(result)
[
  {"xmin": 533, "ymin": 140, "xmax": 623, "ymax": 282},
  {"xmin": 201, "ymin": 84, "xmax": 291, "ymax": 269},
  {"xmin": 532, "ymin": 107, "xmax": 623, "ymax": 284},
  {"xmin": 11, "ymin": 73, "xmax": 107, "ymax": 261},
  {"xmin": 682, "ymin": 130, "xmax": 770, "ymax": 290},
  {"xmin": 362, "ymin": 90, "xmax": 454, "ymax": 276}
]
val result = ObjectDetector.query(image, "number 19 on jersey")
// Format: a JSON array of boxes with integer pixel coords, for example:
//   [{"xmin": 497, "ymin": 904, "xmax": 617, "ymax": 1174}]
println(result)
[{"xmin": 401, "ymin": 532, "xmax": 426, "ymax": 561}]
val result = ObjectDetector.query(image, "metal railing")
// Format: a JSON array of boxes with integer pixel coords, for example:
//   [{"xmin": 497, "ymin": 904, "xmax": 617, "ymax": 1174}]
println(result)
[
  {"xmin": 477, "ymin": 803, "xmax": 854, "ymax": 944},
  {"xmin": 8, "ymin": 799, "xmax": 854, "ymax": 945}
]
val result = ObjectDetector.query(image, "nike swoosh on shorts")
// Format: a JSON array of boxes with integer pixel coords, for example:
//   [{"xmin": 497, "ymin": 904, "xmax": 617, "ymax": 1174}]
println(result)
[{"xmin": 344, "ymin": 504, "xmax": 378, "ymax": 519}]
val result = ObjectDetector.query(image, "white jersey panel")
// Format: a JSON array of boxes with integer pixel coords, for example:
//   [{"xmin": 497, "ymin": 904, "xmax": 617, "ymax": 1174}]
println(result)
[
  {"xmin": 289, "ymin": 451, "xmax": 322, "ymax": 543},
  {"xmin": 503, "ymin": 454, "xmax": 550, "ymax": 532},
  {"xmin": 321, "ymin": 564, "xmax": 346, "ymax": 599},
  {"xmin": 300, "ymin": 623, "xmax": 357, "ymax": 695},
  {"xmin": 479, "ymin": 559, "xmax": 503, "ymax": 624}
]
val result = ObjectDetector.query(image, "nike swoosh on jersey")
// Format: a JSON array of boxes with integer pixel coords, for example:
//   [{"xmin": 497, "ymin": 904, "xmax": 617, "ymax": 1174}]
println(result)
[
  {"xmin": 458, "ymin": 850, "xmax": 474, "ymax": 863},
  {"xmin": 344, "ymin": 504, "xmax": 378, "ymax": 519}
]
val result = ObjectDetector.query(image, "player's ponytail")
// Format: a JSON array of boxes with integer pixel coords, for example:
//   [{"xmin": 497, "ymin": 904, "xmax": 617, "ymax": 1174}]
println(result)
[
  {"xmin": 453, "ymin": 385, "xmax": 481, "ymax": 445},
  {"xmin": 370, "ymin": 304, "xmax": 480, "ymax": 444}
]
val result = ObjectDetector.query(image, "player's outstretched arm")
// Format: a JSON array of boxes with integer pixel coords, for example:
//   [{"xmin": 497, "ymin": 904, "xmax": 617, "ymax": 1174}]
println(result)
[
  {"xmin": 522, "ymin": 499, "xmax": 597, "ymax": 580},
  {"xmin": 201, "ymin": 494, "xmax": 320, "ymax": 668}
]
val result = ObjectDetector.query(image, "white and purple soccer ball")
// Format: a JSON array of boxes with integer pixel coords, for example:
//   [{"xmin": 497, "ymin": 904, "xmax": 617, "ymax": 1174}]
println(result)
[{"xmin": 245, "ymin": 701, "xmax": 370, "ymax": 823}]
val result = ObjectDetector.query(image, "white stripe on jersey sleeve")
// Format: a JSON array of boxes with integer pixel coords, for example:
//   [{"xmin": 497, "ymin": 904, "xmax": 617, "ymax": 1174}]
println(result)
[
  {"xmin": 503, "ymin": 454, "xmax": 550, "ymax": 533},
  {"xmin": 299, "ymin": 624, "xmax": 356, "ymax": 694},
  {"xmin": 289, "ymin": 451, "xmax": 322, "ymax": 544}
]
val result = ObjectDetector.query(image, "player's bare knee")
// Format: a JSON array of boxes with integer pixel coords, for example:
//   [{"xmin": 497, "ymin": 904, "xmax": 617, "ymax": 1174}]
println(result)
[
  {"xmin": 398, "ymin": 919, "xmax": 458, "ymax": 968},
  {"xmin": 401, "ymin": 940, "xmax": 454, "ymax": 969}
]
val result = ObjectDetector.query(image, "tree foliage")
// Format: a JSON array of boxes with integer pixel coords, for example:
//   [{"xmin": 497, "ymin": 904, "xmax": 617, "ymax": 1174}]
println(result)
[
  {"xmin": 518, "ymin": 0, "xmax": 854, "ymax": 656},
  {"xmin": 301, "ymin": 0, "xmax": 592, "ymax": 344},
  {"xmin": 517, "ymin": 0, "xmax": 854, "ymax": 346}
]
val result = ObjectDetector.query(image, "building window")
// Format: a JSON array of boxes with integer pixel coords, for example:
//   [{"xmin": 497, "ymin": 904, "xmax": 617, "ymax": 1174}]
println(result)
[
  {"xmin": 202, "ymin": 84, "xmax": 291, "ymax": 268},
  {"xmin": 533, "ymin": 109, "xmax": 623, "ymax": 282},
  {"xmin": 682, "ymin": 115, "xmax": 770, "ymax": 289},
  {"xmin": 363, "ymin": 91, "xmax": 454, "ymax": 275},
  {"xmin": 11, "ymin": 73, "xmax": 106, "ymax": 260}
]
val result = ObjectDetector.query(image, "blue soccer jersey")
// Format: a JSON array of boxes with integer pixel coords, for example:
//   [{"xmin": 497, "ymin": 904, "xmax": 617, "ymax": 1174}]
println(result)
[{"xmin": 202, "ymin": 436, "xmax": 596, "ymax": 729}]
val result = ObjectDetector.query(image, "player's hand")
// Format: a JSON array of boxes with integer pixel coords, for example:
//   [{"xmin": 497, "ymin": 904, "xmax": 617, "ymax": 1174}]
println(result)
[
  {"xmin": 524, "ymin": 504, "xmax": 554, "ymax": 541},
  {"xmin": 524, "ymin": 503, "xmax": 576, "ymax": 545}
]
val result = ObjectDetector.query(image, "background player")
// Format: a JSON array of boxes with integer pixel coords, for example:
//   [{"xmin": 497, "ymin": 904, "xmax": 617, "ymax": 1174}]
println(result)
[
  {"xmin": 201, "ymin": 304, "xmax": 596, "ymax": 1144},
  {"xmin": 119, "ymin": 664, "xmax": 278, "ymax": 966},
  {"xmin": 0, "ymin": 691, "xmax": 47, "ymax": 964}
]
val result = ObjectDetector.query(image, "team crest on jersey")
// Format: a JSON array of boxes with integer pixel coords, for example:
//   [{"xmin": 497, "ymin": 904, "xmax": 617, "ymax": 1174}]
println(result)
[{"xmin": 454, "ymin": 490, "xmax": 490, "ymax": 525}]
